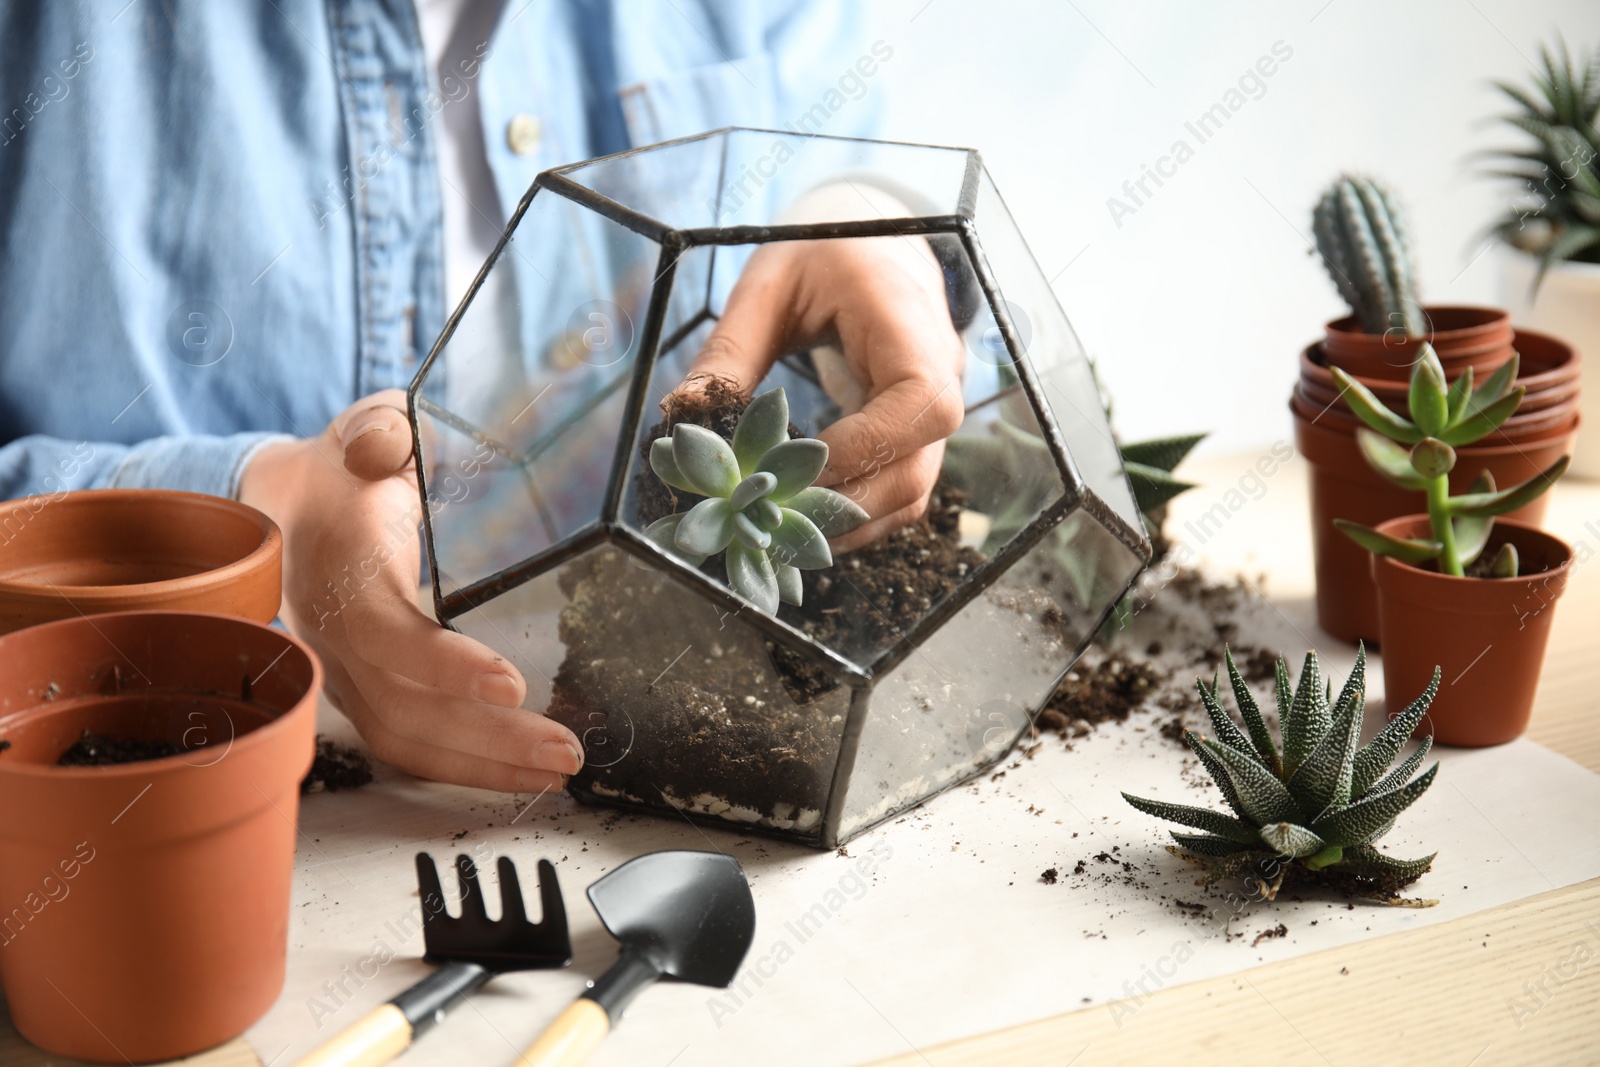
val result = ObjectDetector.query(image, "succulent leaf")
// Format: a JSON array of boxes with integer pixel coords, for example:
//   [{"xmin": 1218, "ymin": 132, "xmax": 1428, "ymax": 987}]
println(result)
[
  {"xmin": 1489, "ymin": 541, "xmax": 1521, "ymax": 577},
  {"xmin": 1449, "ymin": 456, "xmax": 1568, "ymax": 518},
  {"xmin": 1225, "ymin": 648, "xmax": 1281, "ymax": 775},
  {"xmin": 1438, "ymin": 387, "xmax": 1526, "ymax": 446},
  {"xmin": 1119, "ymin": 434, "xmax": 1206, "ymax": 473},
  {"xmin": 1195, "ymin": 678, "xmax": 1265, "ymax": 769},
  {"xmin": 1332, "ymin": 369, "xmax": 1424, "ymax": 444},
  {"xmin": 1367, "ymin": 735, "xmax": 1433, "ymax": 797},
  {"xmin": 1470, "ymin": 352, "xmax": 1519, "ymax": 408},
  {"xmin": 758, "ymin": 439, "xmax": 830, "ymax": 500},
  {"xmin": 1184, "ymin": 730, "xmax": 1250, "ymax": 821},
  {"xmin": 675, "ymin": 497, "xmax": 736, "ymax": 556},
  {"xmin": 672, "ymin": 424, "xmax": 741, "ymax": 497},
  {"xmin": 1169, "ymin": 832, "xmax": 1254, "ymax": 858},
  {"xmin": 732, "ymin": 388, "xmax": 789, "ymax": 474},
  {"xmin": 1408, "ymin": 437, "xmax": 1456, "ymax": 479},
  {"xmin": 1334, "ymin": 519, "xmax": 1443, "ymax": 563},
  {"xmin": 1408, "ymin": 347, "xmax": 1450, "ymax": 437},
  {"xmin": 726, "ymin": 541, "xmax": 779, "ymax": 614},
  {"xmin": 1335, "ymin": 845, "xmax": 1437, "ymax": 884},
  {"xmin": 776, "ymin": 564, "xmax": 804, "ymax": 607},
  {"xmin": 732, "ymin": 511, "xmax": 772, "ymax": 551},
  {"xmin": 1444, "ymin": 365, "xmax": 1475, "ymax": 426},
  {"xmin": 1352, "ymin": 667, "xmax": 1440, "ymax": 795},
  {"xmin": 1122, "ymin": 793, "xmax": 1260, "ymax": 844},
  {"xmin": 1201, "ymin": 737, "xmax": 1305, "ymax": 826},
  {"xmin": 729, "ymin": 471, "xmax": 778, "ymax": 511},
  {"xmin": 1286, "ymin": 648, "xmax": 1364, "ymax": 818},
  {"xmin": 1258, "ymin": 822, "xmax": 1328, "ymax": 859},
  {"xmin": 650, "ymin": 438, "xmax": 699, "ymax": 494},
  {"xmin": 1282, "ymin": 652, "xmax": 1328, "ymax": 776},
  {"xmin": 1313, "ymin": 763, "xmax": 1438, "ymax": 847},
  {"xmin": 784, "ymin": 486, "xmax": 869, "ymax": 538},
  {"xmin": 768, "ymin": 508, "xmax": 832, "ymax": 570},
  {"xmin": 749, "ymin": 497, "xmax": 784, "ymax": 531},
  {"xmin": 643, "ymin": 514, "xmax": 708, "ymax": 565},
  {"xmin": 1356, "ymin": 430, "xmax": 1428, "ymax": 489},
  {"xmin": 1453, "ymin": 510, "xmax": 1494, "ymax": 568},
  {"xmin": 1125, "ymin": 462, "xmax": 1198, "ymax": 514}
]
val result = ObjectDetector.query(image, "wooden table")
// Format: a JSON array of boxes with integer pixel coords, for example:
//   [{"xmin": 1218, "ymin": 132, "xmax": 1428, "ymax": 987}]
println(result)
[{"xmin": 5, "ymin": 452, "xmax": 1597, "ymax": 1066}]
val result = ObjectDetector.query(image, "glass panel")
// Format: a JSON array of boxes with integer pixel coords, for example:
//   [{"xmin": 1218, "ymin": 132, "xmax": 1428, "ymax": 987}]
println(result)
[
  {"xmin": 453, "ymin": 541, "xmax": 852, "ymax": 843},
  {"xmin": 970, "ymin": 167, "xmax": 1143, "ymax": 533},
  {"xmin": 561, "ymin": 128, "xmax": 973, "ymax": 231},
  {"xmin": 837, "ymin": 505, "xmax": 1142, "ymax": 839},
  {"xmin": 414, "ymin": 189, "xmax": 660, "ymax": 588}
]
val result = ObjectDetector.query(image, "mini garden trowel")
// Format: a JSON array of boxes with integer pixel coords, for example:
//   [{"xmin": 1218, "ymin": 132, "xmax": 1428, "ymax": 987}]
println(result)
[
  {"xmin": 515, "ymin": 850, "xmax": 756, "ymax": 1066},
  {"xmin": 293, "ymin": 853, "xmax": 570, "ymax": 1067}
]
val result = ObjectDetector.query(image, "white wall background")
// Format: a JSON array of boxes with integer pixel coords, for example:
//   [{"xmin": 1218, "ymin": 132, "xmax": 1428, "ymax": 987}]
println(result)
[{"xmin": 852, "ymin": 0, "xmax": 1600, "ymax": 453}]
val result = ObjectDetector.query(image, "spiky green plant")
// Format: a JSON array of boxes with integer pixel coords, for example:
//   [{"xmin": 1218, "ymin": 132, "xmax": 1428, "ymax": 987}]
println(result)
[
  {"xmin": 1312, "ymin": 175, "xmax": 1426, "ymax": 337},
  {"xmin": 1122, "ymin": 434, "xmax": 1205, "ymax": 520},
  {"xmin": 1124, "ymin": 646, "xmax": 1442, "ymax": 905},
  {"xmin": 644, "ymin": 387, "xmax": 867, "ymax": 613},
  {"xmin": 1484, "ymin": 38, "xmax": 1600, "ymax": 288},
  {"xmin": 1331, "ymin": 343, "xmax": 1569, "ymax": 578}
]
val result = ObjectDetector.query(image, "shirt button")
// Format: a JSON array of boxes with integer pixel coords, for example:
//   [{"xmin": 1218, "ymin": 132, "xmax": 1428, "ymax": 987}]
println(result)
[{"xmin": 506, "ymin": 113, "xmax": 542, "ymax": 156}]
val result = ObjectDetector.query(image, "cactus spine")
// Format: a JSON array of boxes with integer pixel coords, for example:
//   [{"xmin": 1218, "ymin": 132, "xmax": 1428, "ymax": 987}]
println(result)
[{"xmin": 1312, "ymin": 176, "xmax": 1426, "ymax": 337}]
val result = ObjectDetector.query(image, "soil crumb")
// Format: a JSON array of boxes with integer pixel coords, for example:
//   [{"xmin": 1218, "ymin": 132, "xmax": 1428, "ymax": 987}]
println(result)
[
  {"xmin": 1040, "ymin": 867, "xmax": 1059, "ymax": 885},
  {"xmin": 1252, "ymin": 923, "xmax": 1289, "ymax": 947},
  {"xmin": 300, "ymin": 738, "xmax": 374, "ymax": 795},
  {"xmin": 1037, "ymin": 654, "xmax": 1166, "ymax": 735},
  {"xmin": 57, "ymin": 731, "xmax": 183, "ymax": 766}
]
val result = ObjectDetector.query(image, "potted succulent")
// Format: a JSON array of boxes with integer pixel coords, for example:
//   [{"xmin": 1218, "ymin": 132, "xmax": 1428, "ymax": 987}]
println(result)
[
  {"xmin": 1124, "ymin": 647, "xmax": 1441, "ymax": 906},
  {"xmin": 1311, "ymin": 175, "xmax": 1512, "ymax": 381},
  {"xmin": 409, "ymin": 128, "xmax": 1152, "ymax": 848},
  {"xmin": 0, "ymin": 611, "xmax": 320, "ymax": 1063},
  {"xmin": 1332, "ymin": 346, "xmax": 1572, "ymax": 745},
  {"xmin": 1485, "ymin": 37, "xmax": 1600, "ymax": 477}
]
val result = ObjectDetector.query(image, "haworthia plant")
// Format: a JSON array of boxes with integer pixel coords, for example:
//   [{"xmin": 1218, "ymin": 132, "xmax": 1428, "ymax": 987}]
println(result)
[
  {"xmin": 644, "ymin": 387, "xmax": 868, "ymax": 614},
  {"xmin": 1312, "ymin": 175, "xmax": 1426, "ymax": 337},
  {"xmin": 1124, "ymin": 646, "xmax": 1443, "ymax": 905},
  {"xmin": 1331, "ymin": 342, "xmax": 1569, "ymax": 577}
]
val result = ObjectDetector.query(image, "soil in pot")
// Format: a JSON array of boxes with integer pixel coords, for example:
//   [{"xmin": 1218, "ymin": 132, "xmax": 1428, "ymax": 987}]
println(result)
[
  {"xmin": 547, "ymin": 380, "xmax": 992, "ymax": 835},
  {"xmin": 1292, "ymin": 399, "xmax": 1574, "ymax": 644},
  {"xmin": 1371, "ymin": 517, "xmax": 1572, "ymax": 746}
]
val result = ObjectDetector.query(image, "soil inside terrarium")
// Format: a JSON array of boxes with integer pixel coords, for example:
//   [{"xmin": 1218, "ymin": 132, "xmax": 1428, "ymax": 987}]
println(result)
[{"xmin": 548, "ymin": 379, "xmax": 987, "ymax": 827}]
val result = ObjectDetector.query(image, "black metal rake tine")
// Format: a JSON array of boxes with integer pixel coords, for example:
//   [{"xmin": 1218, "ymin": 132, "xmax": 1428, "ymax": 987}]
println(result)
[
  {"xmin": 454, "ymin": 854, "xmax": 489, "ymax": 922},
  {"xmin": 415, "ymin": 852, "xmax": 447, "ymax": 932},
  {"xmin": 534, "ymin": 859, "xmax": 567, "ymax": 939},
  {"xmin": 495, "ymin": 855, "xmax": 528, "ymax": 925}
]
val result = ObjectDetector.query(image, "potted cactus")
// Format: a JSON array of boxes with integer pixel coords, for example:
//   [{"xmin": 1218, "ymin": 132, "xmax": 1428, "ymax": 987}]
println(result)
[
  {"xmin": 1486, "ymin": 37, "xmax": 1600, "ymax": 477},
  {"xmin": 1124, "ymin": 647, "xmax": 1441, "ymax": 906},
  {"xmin": 1312, "ymin": 175, "xmax": 1513, "ymax": 381},
  {"xmin": 1331, "ymin": 345, "xmax": 1573, "ymax": 745}
]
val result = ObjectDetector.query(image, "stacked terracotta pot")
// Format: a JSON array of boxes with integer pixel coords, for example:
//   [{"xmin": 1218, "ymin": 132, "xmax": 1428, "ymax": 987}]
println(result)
[{"xmin": 1291, "ymin": 306, "xmax": 1581, "ymax": 645}]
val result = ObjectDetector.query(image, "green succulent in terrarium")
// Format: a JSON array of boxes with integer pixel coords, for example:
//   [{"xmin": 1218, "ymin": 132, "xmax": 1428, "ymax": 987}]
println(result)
[
  {"xmin": 1331, "ymin": 343, "xmax": 1569, "ymax": 577},
  {"xmin": 1484, "ymin": 37, "xmax": 1600, "ymax": 288},
  {"xmin": 644, "ymin": 386, "xmax": 868, "ymax": 613},
  {"xmin": 1125, "ymin": 646, "xmax": 1442, "ymax": 906},
  {"xmin": 1312, "ymin": 175, "xmax": 1426, "ymax": 337}
]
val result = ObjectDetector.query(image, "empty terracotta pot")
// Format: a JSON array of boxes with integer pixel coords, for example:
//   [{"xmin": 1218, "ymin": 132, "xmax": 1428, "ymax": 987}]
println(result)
[
  {"xmin": 0, "ymin": 490, "xmax": 282, "ymax": 634},
  {"xmin": 1371, "ymin": 516, "xmax": 1571, "ymax": 746},
  {"xmin": 1322, "ymin": 305, "xmax": 1513, "ymax": 382},
  {"xmin": 1292, "ymin": 403, "xmax": 1575, "ymax": 645},
  {"xmin": 0, "ymin": 612, "xmax": 319, "ymax": 1063}
]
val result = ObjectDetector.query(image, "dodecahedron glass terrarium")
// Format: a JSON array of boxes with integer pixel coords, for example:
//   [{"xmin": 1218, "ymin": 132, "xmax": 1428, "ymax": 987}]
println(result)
[{"xmin": 407, "ymin": 128, "xmax": 1151, "ymax": 848}]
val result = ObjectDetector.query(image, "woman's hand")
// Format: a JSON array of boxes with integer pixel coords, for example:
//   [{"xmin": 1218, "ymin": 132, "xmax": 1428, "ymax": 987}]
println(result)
[
  {"xmin": 240, "ymin": 390, "xmax": 582, "ymax": 793},
  {"xmin": 681, "ymin": 235, "xmax": 965, "ymax": 552}
]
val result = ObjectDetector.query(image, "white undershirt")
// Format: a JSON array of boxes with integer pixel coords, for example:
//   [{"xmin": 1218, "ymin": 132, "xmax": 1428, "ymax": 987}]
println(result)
[{"xmin": 416, "ymin": 0, "xmax": 507, "ymax": 311}]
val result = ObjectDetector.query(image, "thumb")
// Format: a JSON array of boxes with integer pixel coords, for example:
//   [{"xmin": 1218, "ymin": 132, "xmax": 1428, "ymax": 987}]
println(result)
[{"xmin": 336, "ymin": 389, "xmax": 415, "ymax": 481}]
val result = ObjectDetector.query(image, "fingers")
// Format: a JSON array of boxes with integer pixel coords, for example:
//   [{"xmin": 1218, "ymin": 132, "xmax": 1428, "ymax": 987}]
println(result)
[
  {"xmin": 832, "ymin": 499, "xmax": 929, "ymax": 555},
  {"xmin": 828, "ymin": 444, "xmax": 945, "ymax": 553},
  {"xmin": 337, "ymin": 588, "xmax": 526, "ymax": 704},
  {"xmin": 677, "ymin": 248, "xmax": 791, "ymax": 397},
  {"xmin": 815, "ymin": 376, "xmax": 962, "ymax": 489},
  {"xmin": 336, "ymin": 389, "xmax": 415, "ymax": 481}
]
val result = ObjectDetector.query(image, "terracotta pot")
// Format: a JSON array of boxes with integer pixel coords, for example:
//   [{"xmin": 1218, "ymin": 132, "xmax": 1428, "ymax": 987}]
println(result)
[
  {"xmin": 1371, "ymin": 516, "xmax": 1571, "ymax": 746},
  {"xmin": 0, "ymin": 490, "xmax": 282, "ymax": 635},
  {"xmin": 1292, "ymin": 402, "xmax": 1575, "ymax": 645},
  {"xmin": 1322, "ymin": 305, "xmax": 1514, "ymax": 382},
  {"xmin": 1298, "ymin": 329, "xmax": 1580, "ymax": 419},
  {"xmin": 0, "ymin": 612, "xmax": 320, "ymax": 1063},
  {"xmin": 1500, "ymin": 248, "xmax": 1600, "ymax": 478}
]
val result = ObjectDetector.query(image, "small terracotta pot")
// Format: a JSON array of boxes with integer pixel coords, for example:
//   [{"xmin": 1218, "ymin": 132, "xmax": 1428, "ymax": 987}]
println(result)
[
  {"xmin": 1371, "ymin": 516, "xmax": 1571, "ymax": 746},
  {"xmin": 1298, "ymin": 329, "xmax": 1580, "ymax": 419},
  {"xmin": 0, "ymin": 490, "xmax": 282, "ymax": 635},
  {"xmin": 0, "ymin": 612, "xmax": 320, "ymax": 1063},
  {"xmin": 1292, "ymin": 403, "xmax": 1575, "ymax": 645},
  {"xmin": 1322, "ymin": 305, "xmax": 1514, "ymax": 382}
]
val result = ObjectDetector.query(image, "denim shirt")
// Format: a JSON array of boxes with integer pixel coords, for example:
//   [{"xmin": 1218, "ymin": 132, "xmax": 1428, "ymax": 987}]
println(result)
[{"xmin": 0, "ymin": 0, "xmax": 878, "ymax": 501}]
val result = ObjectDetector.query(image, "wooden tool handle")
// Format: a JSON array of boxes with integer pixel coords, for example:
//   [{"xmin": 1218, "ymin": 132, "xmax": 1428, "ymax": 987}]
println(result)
[
  {"xmin": 516, "ymin": 999, "xmax": 610, "ymax": 1067},
  {"xmin": 291, "ymin": 1004, "xmax": 412, "ymax": 1067}
]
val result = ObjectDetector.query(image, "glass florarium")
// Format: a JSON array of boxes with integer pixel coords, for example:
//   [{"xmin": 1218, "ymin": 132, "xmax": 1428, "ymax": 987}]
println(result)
[{"xmin": 407, "ymin": 128, "xmax": 1150, "ymax": 848}]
